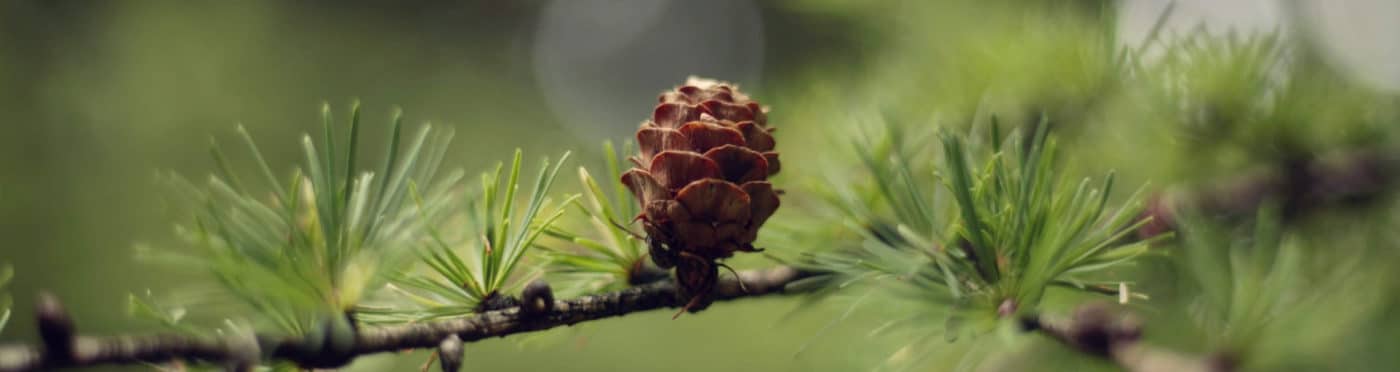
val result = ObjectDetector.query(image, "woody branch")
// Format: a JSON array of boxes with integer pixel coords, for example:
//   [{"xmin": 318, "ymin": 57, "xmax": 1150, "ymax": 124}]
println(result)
[
  {"xmin": 0, "ymin": 147, "xmax": 1391, "ymax": 372},
  {"xmin": 0, "ymin": 266, "xmax": 813, "ymax": 372}
]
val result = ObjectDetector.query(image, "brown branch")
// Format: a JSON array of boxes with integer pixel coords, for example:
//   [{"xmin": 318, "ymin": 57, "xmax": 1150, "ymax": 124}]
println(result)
[
  {"xmin": 1022, "ymin": 303, "xmax": 1234, "ymax": 372},
  {"xmin": 1139, "ymin": 147, "xmax": 1397, "ymax": 238},
  {"xmin": 0, "ymin": 266, "xmax": 816, "ymax": 372},
  {"xmin": 0, "ymin": 149, "xmax": 1392, "ymax": 372}
]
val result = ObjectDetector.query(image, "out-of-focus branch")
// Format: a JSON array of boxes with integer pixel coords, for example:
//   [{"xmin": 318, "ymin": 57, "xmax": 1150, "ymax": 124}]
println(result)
[
  {"xmin": 0, "ymin": 266, "xmax": 815, "ymax": 372},
  {"xmin": 1022, "ymin": 304, "xmax": 1234, "ymax": 372},
  {"xmin": 1139, "ymin": 147, "xmax": 1397, "ymax": 238}
]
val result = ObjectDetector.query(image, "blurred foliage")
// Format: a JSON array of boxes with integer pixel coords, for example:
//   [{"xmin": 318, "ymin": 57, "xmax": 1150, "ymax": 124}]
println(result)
[
  {"xmin": 1088, "ymin": 26, "xmax": 1399, "ymax": 183},
  {"xmin": 143, "ymin": 103, "xmax": 455, "ymax": 336},
  {"xmin": 1158, "ymin": 207, "xmax": 1392, "ymax": 371},
  {"xmin": 2, "ymin": 1, "xmax": 1399, "ymax": 371}
]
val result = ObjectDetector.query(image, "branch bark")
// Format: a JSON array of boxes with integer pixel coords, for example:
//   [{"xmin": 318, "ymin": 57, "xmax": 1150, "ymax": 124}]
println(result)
[
  {"xmin": 0, "ymin": 266, "xmax": 814, "ymax": 372},
  {"xmin": 1139, "ymin": 147, "xmax": 1397, "ymax": 238},
  {"xmin": 1023, "ymin": 304, "xmax": 1233, "ymax": 372}
]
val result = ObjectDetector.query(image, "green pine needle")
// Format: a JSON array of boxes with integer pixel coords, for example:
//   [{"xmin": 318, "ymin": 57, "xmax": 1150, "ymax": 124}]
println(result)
[
  {"xmin": 155, "ymin": 103, "xmax": 453, "ymax": 334},
  {"xmin": 1169, "ymin": 207, "xmax": 1391, "ymax": 370},
  {"xmin": 540, "ymin": 141, "xmax": 649, "ymax": 295},
  {"xmin": 378, "ymin": 149, "xmax": 574, "ymax": 321},
  {"xmin": 803, "ymin": 120, "xmax": 1153, "ymax": 341}
]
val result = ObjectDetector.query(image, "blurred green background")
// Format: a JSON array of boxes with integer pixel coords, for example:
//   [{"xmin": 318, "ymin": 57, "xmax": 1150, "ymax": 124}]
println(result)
[
  {"xmin": 0, "ymin": 1, "xmax": 882, "ymax": 371},
  {"xmin": 1, "ymin": 0, "xmax": 1398, "ymax": 371}
]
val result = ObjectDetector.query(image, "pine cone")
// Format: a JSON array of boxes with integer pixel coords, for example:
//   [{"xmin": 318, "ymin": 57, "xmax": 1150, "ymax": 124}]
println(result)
[{"xmin": 621, "ymin": 77, "xmax": 781, "ymax": 311}]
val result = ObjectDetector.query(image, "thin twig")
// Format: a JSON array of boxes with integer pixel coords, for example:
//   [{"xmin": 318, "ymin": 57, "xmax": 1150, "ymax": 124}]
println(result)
[{"xmin": 0, "ymin": 267, "xmax": 814, "ymax": 372}]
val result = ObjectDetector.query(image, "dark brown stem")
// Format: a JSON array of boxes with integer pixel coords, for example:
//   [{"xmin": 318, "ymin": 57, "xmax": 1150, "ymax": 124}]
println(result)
[
  {"xmin": 1139, "ymin": 147, "xmax": 1397, "ymax": 239},
  {"xmin": 0, "ymin": 266, "xmax": 814, "ymax": 372},
  {"xmin": 1024, "ymin": 304, "xmax": 1234, "ymax": 372}
]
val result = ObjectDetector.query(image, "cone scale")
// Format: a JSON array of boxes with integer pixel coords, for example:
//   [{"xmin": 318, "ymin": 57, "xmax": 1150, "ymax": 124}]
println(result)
[{"xmin": 622, "ymin": 77, "xmax": 781, "ymax": 311}]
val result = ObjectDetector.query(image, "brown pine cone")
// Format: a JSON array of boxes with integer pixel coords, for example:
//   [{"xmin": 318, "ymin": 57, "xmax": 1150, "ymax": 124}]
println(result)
[{"xmin": 621, "ymin": 77, "xmax": 781, "ymax": 312}]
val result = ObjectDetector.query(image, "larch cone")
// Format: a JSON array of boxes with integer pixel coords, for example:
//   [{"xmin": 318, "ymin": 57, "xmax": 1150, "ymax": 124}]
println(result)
[{"xmin": 621, "ymin": 77, "xmax": 781, "ymax": 313}]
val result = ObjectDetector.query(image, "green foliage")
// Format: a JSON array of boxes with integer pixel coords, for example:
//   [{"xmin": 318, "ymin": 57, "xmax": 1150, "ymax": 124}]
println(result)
[
  {"xmin": 1135, "ymin": 30, "xmax": 1287, "ymax": 135},
  {"xmin": 369, "ymin": 150, "xmax": 573, "ymax": 321},
  {"xmin": 1167, "ymin": 208, "xmax": 1391, "ymax": 371},
  {"xmin": 1089, "ymin": 26, "xmax": 1398, "ymax": 182},
  {"xmin": 155, "ymin": 102, "xmax": 455, "ymax": 334},
  {"xmin": 853, "ymin": 2, "xmax": 1122, "ymax": 128},
  {"xmin": 940, "ymin": 122, "xmax": 1159, "ymax": 314},
  {"xmin": 802, "ymin": 121, "xmax": 1158, "ymax": 345},
  {"xmin": 7, "ymin": 2, "xmax": 1400, "ymax": 372},
  {"xmin": 541, "ymin": 141, "xmax": 649, "ymax": 295}
]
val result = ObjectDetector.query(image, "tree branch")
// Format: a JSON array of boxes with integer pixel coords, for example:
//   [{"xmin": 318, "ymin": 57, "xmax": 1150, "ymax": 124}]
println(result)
[
  {"xmin": 0, "ymin": 266, "xmax": 815, "ymax": 372},
  {"xmin": 1022, "ymin": 304, "xmax": 1233, "ymax": 372},
  {"xmin": 1, "ymin": 149, "xmax": 1392, "ymax": 371},
  {"xmin": 1139, "ymin": 147, "xmax": 1397, "ymax": 238}
]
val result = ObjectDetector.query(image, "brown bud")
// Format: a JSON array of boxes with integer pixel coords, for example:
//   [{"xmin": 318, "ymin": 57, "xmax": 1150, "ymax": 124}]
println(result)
[
  {"xmin": 520, "ymin": 279, "xmax": 555, "ymax": 319},
  {"xmin": 474, "ymin": 291, "xmax": 520, "ymax": 313},
  {"xmin": 36, "ymin": 291, "xmax": 74, "ymax": 363},
  {"xmin": 438, "ymin": 334, "xmax": 464, "ymax": 372},
  {"xmin": 223, "ymin": 331, "xmax": 261, "ymax": 372}
]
